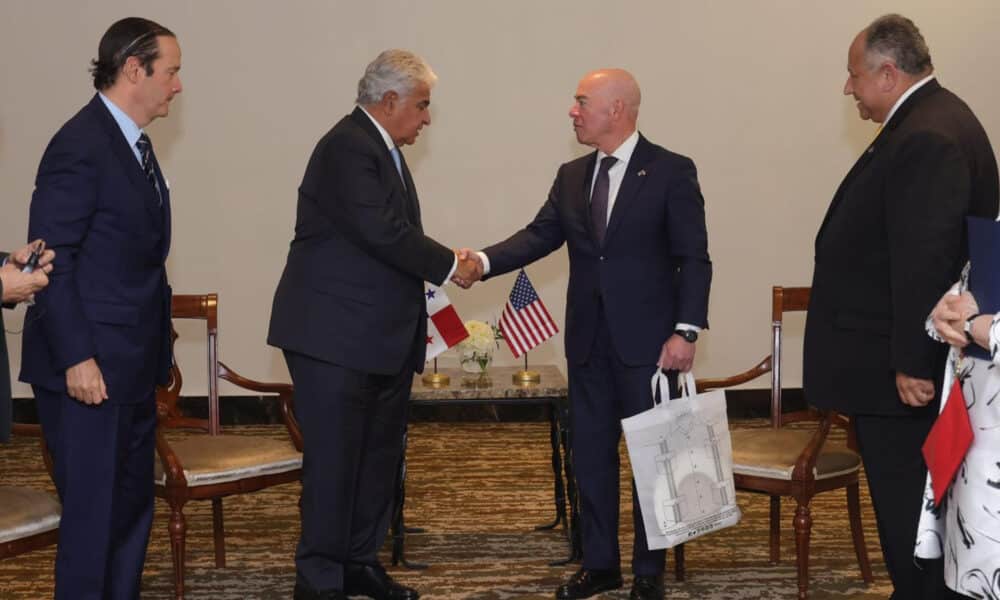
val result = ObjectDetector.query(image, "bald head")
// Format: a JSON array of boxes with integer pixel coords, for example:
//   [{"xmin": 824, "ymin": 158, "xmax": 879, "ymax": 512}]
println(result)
[
  {"xmin": 569, "ymin": 68, "xmax": 641, "ymax": 153},
  {"xmin": 587, "ymin": 69, "xmax": 641, "ymax": 119}
]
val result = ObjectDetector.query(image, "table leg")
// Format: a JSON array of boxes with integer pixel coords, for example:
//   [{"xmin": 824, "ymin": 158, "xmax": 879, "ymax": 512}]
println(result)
[
  {"xmin": 550, "ymin": 400, "xmax": 583, "ymax": 565},
  {"xmin": 535, "ymin": 400, "xmax": 566, "ymax": 531},
  {"xmin": 390, "ymin": 428, "xmax": 428, "ymax": 570}
]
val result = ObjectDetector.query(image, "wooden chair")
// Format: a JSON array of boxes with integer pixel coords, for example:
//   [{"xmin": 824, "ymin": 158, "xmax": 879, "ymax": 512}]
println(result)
[
  {"xmin": 684, "ymin": 286, "xmax": 873, "ymax": 599},
  {"xmin": 0, "ymin": 424, "xmax": 60, "ymax": 559},
  {"xmin": 155, "ymin": 293, "xmax": 303, "ymax": 600}
]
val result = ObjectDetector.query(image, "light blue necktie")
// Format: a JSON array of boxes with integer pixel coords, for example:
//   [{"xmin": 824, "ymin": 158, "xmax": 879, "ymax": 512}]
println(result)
[{"xmin": 390, "ymin": 146, "xmax": 406, "ymax": 189}]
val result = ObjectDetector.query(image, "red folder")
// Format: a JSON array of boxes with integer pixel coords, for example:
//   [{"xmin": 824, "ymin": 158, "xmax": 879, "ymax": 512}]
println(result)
[{"xmin": 921, "ymin": 379, "xmax": 973, "ymax": 506}]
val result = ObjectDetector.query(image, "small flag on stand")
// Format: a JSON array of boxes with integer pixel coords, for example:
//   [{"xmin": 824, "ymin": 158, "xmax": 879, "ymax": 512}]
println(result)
[
  {"xmin": 425, "ymin": 283, "xmax": 469, "ymax": 361},
  {"xmin": 922, "ymin": 377, "xmax": 974, "ymax": 506},
  {"xmin": 498, "ymin": 269, "xmax": 558, "ymax": 359}
]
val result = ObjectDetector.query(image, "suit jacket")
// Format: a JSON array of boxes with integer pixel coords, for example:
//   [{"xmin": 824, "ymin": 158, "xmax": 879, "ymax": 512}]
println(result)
[
  {"xmin": 804, "ymin": 79, "xmax": 999, "ymax": 415},
  {"xmin": 483, "ymin": 134, "xmax": 712, "ymax": 366},
  {"xmin": 20, "ymin": 95, "xmax": 173, "ymax": 404},
  {"xmin": 1, "ymin": 251, "xmax": 10, "ymax": 442},
  {"xmin": 267, "ymin": 107, "xmax": 454, "ymax": 375}
]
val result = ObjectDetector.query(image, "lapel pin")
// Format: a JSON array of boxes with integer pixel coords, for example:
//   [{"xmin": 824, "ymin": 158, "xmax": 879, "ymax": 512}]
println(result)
[{"xmin": 637, "ymin": 169, "xmax": 647, "ymax": 177}]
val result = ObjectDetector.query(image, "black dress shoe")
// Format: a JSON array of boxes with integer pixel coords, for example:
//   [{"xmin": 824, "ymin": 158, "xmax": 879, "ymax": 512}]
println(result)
[
  {"xmin": 293, "ymin": 580, "xmax": 347, "ymax": 600},
  {"xmin": 344, "ymin": 562, "xmax": 419, "ymax": 600},
  {"xmin": 629, "ymin": 575, "xmax": 664, "ymax": 600},
  {"xmin": 555, "ymin": 568, "xmax": 623, "ymax": 599}
]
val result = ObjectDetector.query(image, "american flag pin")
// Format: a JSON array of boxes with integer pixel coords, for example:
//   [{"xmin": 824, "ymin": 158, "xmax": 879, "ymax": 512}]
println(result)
[{"xmin": 637, "ymin": 169, "xmax": 647, "ymax": 177}]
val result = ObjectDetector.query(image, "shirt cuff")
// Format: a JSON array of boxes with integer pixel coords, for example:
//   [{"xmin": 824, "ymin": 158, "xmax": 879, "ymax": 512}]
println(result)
[
  {"xmin": 476, "ymin": 251, "xmax": 491, "ymax": 276},
  {"xmin": 440, "ymin": 255, "xmax": 458, "ymax": 287},
  {"xmin": 675, "ymin": 323, "xmax": 701, "ymax": 333}
]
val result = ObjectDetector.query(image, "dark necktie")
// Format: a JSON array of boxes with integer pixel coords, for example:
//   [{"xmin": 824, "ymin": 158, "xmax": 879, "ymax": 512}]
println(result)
[
  {"xmin": 136, "ymin": 133, "xmax": 161, "ymax": 205},
  {"xmin": 590, "ymin": 156, "xmax": 617, "ymax": 244}
]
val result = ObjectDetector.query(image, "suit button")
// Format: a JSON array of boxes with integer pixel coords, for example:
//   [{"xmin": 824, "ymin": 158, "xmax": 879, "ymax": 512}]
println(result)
[{"xmin": 599, "ymin": 256, "xmax": 605, "ymax": 261}]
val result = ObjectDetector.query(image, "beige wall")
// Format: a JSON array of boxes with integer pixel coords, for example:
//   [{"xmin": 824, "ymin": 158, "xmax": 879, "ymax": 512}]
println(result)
[{"xmin": 2, "ymin": 1, "xmax": 998, "ymax": 398}]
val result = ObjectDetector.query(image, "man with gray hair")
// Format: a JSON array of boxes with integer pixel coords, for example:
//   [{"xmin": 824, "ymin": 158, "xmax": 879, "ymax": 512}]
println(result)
[
  {"xmin": 268, "ymin": 49, "xmax": 480, "ymax": 600},
  {"xmin": 804, "ymin": 14, "xmax": 998, "ymax": 599}
]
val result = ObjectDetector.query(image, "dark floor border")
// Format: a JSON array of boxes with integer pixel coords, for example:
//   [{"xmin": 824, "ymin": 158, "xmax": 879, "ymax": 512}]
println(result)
[{"xmin": 12, "ymin": 388, "xmax": 804, "ymax": 425}]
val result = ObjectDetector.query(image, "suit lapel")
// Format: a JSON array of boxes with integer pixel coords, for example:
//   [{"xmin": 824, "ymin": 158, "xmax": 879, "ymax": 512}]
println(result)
[
  {"xmin": 604, "ymin": 135, "xmax": 652, "ymax": 246},
  {"xmin": 349, "ymin": 107, "xmax": 415, "ymax": 225},
  {"xmin": 398, "ymin": 151, "xmax": 422, "ymax": 230},
  {"xmin": 578, "ymin": 153, "xmax": 598, "ymax": 244},
  {"xmin": 89, "ymin": 95, "xmax": 164, "ymax": 221},
  {"xmin": 150, "ymin": 151, "xmax": 171, "ymax": 260},
  {"xmin": 816, "ymin": 79, "xmax": 941, "ymax": 244}
]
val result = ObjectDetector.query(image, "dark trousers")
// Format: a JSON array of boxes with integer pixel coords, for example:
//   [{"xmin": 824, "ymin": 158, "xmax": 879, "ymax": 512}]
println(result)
[
  {"xmin": 284, "ymin": 351, "xmax": 411, "ymax": 592},
  {"xmin": 854, "ymin": 412, "xmax": 951, "ymax": 600},
  {"xmin": 568, "ymin": 313, "xmax": 670, "ymax": 577},
  {"xmin": 34, "ymin": 386, "xmax": 156, "ymax": 600}
]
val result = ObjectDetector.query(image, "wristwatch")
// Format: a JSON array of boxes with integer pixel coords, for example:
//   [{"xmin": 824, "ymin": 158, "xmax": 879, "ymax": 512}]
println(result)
[
  {"xmin": 965, "ymin": 313, "xmax": 981, "ymax": 342},
  {"xmin": 674, "ymin": 329, "xmax": 698, "ymax": 343}
]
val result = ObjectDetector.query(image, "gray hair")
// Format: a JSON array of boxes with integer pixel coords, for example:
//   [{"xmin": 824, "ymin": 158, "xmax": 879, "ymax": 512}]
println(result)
[
  {"xmin": 864, "ymin": 14, "xmax": 933, "ymax": 76},
  {"xmin": 356, "ymin": 49, "xmax": 437, "ymax": 105}
]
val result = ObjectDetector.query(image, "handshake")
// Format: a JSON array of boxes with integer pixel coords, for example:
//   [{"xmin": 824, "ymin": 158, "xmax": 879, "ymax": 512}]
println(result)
[{"xmin": 451, "ymin": 248, "xmax": 484, "ymax": 289}]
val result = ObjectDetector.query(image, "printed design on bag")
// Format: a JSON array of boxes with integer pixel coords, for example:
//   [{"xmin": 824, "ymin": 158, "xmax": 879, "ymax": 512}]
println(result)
[{"xmin": 649, "ymin": 412, "xmax": 732, "ymax": 534}]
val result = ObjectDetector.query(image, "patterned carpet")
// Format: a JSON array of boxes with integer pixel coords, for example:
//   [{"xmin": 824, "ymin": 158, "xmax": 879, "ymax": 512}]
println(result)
[{"xmin": 0, "ymin": 421, "xmax": 892, "ymax": 599}]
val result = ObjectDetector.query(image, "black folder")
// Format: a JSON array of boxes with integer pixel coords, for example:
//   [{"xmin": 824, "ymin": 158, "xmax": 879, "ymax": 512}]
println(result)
[{"xmin": 965, "ymin": 216, "xmax": 1000, "ymax": 360}]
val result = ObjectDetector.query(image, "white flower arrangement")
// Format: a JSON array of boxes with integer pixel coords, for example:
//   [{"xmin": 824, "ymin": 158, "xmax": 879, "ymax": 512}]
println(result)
[{"xmin": 457, "ymin": 320, "xmax": 503, "ymax": 373}]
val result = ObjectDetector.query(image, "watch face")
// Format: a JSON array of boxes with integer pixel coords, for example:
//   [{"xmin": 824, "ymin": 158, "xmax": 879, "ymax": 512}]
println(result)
[{"xmin": 677, "ymin": 329, "xmax": 698, "ymax": 343}]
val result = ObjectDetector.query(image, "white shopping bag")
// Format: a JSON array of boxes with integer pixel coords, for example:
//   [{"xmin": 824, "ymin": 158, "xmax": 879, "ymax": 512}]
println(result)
[{"xmin": 622, "ymin": 370, "xmax": 741, "ymax": 550}]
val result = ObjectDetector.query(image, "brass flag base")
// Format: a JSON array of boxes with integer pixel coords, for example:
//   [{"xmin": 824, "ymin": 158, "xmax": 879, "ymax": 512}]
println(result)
[
  {"xmin": 422, "ymin": 372, "xmax": 451, "ymax": 386},
  {"xmin": 513, "ymin": 369, "xmax": 541, "ymax": 384}
]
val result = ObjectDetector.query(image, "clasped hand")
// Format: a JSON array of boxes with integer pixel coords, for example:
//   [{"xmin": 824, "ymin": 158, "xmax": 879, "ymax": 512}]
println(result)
[
  {"xmin": 930, "ymin": 290, "xmax": 978, "ymax": 348},
  {"xmin": 451, "ymin": 248, "xmax": 483, "ymax": 289}
]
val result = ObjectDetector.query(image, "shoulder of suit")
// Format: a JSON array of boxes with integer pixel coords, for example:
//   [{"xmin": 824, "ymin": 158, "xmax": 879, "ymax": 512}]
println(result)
[
  {"xmin": 315, "ymin": 113, "xmax": 382, "ymax": 154},
  {"xmin": 44, "ymin": 101, "xmax": 109, "ymax": 156},
  {"xmin": 643, "ymin": 142, "xmax": 697, "ymax": 171}
]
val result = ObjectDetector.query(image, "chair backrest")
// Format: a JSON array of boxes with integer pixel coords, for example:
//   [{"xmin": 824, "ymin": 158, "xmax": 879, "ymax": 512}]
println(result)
[
  {"xmin": 157, "ymin": 293, "xmax": 222, "ymax": 435},
  {"xmin": 769, "ymin": 286, "xmax": 810, "ymax": 428}
]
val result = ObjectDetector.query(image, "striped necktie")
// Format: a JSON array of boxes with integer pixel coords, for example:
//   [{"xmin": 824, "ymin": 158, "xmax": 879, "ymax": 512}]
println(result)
[{"xmin": 136, "ymin": 133, "xmax": 162, "ymax": 205}]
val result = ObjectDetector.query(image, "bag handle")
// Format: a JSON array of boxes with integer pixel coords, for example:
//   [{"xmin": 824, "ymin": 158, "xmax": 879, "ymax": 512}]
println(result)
[{"xmin": 650, "ymin": 369, "xmax": 698, "ymax": 406}]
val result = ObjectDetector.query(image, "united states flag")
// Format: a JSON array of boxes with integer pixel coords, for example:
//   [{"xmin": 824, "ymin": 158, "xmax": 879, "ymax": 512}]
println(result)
[{"xmin": 499, "ymin": 270, "xmax": 559, "ymax": 359}]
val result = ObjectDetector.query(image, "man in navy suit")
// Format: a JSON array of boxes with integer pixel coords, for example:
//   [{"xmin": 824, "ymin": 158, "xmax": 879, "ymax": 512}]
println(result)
[
  {"xmin": 21, "ymin": 17, "xmax": 181, "ymax": 599},
  {"xmin": 268, "ymin": 50, "xmax": 480, "ymax": 600},
  {"xmin": 457, "ymin": 69, "xmax": 712, "ymax": 600},
  {"xmin": 1, "ymin": 241, "xmax": 54, "ymax": 443}
]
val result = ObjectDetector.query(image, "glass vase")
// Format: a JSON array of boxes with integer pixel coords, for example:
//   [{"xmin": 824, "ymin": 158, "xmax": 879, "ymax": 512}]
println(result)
[{"xmin": 459, "ymin": 348, "xmax": 493, "ymax": 375}]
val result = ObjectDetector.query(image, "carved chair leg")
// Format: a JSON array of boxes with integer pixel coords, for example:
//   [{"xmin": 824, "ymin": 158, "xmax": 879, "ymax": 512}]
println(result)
[
  {"xmin": 168, "ymin": 500, "xmax": 188, "ymax": 600},
  {"xmin": 846, "ymin": 482, "xmax": 874, "ymax": 583},
  {"xmin": 769, "ymin": 495, "xmax": 781, "ymax": 565},
  {"xmin": 212, "ymin": 497, "xmax": 226, "ymax": 568},
  {"xmin": 793, "ymin": 500, "xmax": 812, "ymax": 600},
  {"xmin": 673, "ymin": 543, "xmax": 685, "ymax": 582}
]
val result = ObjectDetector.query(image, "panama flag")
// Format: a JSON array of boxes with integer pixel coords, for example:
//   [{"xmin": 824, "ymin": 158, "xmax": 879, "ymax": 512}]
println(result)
[{"xmin": 425, "ymin": 283, "xmax": 469, "ymax": 361}]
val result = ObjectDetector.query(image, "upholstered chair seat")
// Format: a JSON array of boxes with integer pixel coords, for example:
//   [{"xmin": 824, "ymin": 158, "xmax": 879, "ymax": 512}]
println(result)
[
  {"xmin": 731, "ymin": 430, "xmax": 862, "ymax": 481},
  {"xmin": 0, "ymin": 486, "xmax": 61, "ymax": 544},
  {"xmin": 155, "ymin": 435, "xmax": 301, "ymax": 487}
]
